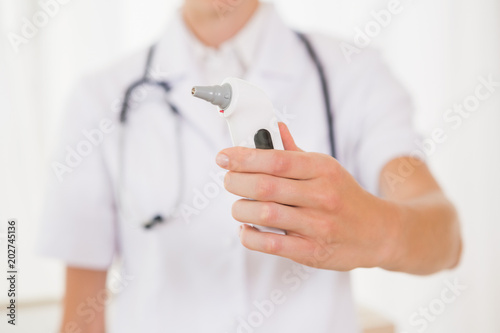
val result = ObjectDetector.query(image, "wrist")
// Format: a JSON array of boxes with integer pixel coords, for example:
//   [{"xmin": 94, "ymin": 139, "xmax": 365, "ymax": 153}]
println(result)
[{"xmin": 376, "ymin": 199, "xmax": 409, "ymax": 271}]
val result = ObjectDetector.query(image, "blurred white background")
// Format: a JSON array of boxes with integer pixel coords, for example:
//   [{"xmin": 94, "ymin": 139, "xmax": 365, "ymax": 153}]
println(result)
[{"xmin": 0, "ymin": 0, "xmax": 499, "ymax": 332}]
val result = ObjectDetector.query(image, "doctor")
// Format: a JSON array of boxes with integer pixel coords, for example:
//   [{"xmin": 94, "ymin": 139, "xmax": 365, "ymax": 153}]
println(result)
[{"xmin": 39, "ymin": 1, "xmax": 462, "ymax": 332}]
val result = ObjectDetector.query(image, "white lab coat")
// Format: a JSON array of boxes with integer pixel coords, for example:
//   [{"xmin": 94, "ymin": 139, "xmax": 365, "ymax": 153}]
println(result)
[{"xmin": 39, "ymin": 5, "xmax": 419, "ymax": 333}]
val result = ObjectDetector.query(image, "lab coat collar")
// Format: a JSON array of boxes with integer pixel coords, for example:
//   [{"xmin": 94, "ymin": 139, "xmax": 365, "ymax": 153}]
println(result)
[
  {"xmin": 244, "ymin": 5, "xmax": 305, "ymax": 81},
  {"xmin": 153, "ymin": 4, "xmax": 304, "ymax": 85},
  {"xmin": 153, "ymin": 12, "xmax": 196, "ymax": 84},
  {"xmin": 187, "ymin": 2, "xmax": 273, "ymax": 74}
]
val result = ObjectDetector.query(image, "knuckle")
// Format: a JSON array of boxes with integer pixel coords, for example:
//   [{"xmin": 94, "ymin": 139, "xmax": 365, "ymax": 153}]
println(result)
[
  {"xmin": 315, "ymin": 217, "xmax": 331, "ymax": 233},
  {"xmin": 271, "ymin": 154, "xmax": 290, "ymax": 175},
  {"xmin": 325, "ymin": 163, "xmax": 340, "ymax": 179},
  {"xmin": 265, "ymin": 237, "xmax": 282, "ymax": 254},
  {"xmin": 309, "ymin": 210, "xmax": 335, "ymax": 237},
  {"xmin": 313, "ymin": 190, "xmax": 330, "ymax": 209},
  {"xmin": 254, "ymin": 177, "xmax": 275, "ymax": 199},
  {"xmin": 315, "ymin": 189, "xmax": 341, "ymax": 212},
  {"xmin": 260, "ymin": 202, "xmax": 278, "ymax": 225},
  {"xmin": 318, "ymin": 154, "xmax": 340, "ymax": 178},
  {"xmin": 242, "ymin": 148, "xmax": 258, "ymax": 169},
  {"xmin": 320, "ymin": 220, "xmax": 337, "ymax": 241}
]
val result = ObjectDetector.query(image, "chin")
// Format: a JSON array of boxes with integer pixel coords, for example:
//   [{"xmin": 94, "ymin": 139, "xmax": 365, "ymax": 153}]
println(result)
[{"xmin": 184, "ymin": 0, "xmax": 216, "ymax": 9}]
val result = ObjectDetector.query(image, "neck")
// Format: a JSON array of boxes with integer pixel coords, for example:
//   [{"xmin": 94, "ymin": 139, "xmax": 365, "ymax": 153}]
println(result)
[{"xmin": 182, "ymin": 0, "xmax": 260, "ymax": 47}]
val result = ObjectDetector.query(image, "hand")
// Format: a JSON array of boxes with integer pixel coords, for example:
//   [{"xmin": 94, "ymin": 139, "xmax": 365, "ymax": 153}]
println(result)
[{"xmin": 215, "ymin": 123, "xmax": 402, "ymax": 271}]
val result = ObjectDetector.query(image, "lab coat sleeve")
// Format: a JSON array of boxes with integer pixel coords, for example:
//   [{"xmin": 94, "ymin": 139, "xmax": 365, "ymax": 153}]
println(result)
[
  {"xmin": 37, "ymin": 78, "xmax": 118, "ymax": 270},
  {"xmin": 348, "ymin": 49, "xmax": 422, "ymax": 196},
  {"xmin": 340, "ymin": 49, "xmax": 423, "ymax": 195}
]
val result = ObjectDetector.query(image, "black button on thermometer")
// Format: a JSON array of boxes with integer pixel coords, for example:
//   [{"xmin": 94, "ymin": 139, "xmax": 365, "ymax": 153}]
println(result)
[
  {"xmin": 254, "ymin": 129, "xmax": 274, "ymax": 150},
  {"xmin": 192, "ymin": 78, "xmax": 287, "ymax": 235}
]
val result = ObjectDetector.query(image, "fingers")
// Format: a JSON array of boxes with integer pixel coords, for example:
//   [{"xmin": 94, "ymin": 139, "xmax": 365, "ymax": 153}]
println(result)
[
  {"xmin": 225, "ymin": 172, "xmax": 324, "ymax": 207},
  {"xmin": 216, "ymin": 147, "xmax": 322, "ymax": 180},
  {"xmin": 232, "ymin": 199, "xmax": 318, "ymax": 236},
  {"xmin": 215, "ymin": 122, "xmax": 335, "ymax": 180},
  {"xmin": 278, "ymin": 122, "xmax": 302, "ymax": 152},
  {"xmin": 239, "ymin": 224, "xmax": 313, "ymax": 262}
]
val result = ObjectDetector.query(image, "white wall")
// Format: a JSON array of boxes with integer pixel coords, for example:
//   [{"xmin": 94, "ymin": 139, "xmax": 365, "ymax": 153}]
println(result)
[{"xmin": 0, "ymin": 0, "xmax": 499, "ymax": 332}]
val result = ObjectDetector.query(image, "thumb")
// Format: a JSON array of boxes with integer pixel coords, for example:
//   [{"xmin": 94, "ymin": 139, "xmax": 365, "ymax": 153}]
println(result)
[{"xmin": 278, "ymin": 122, "xmax": 303, "ymax": 152}]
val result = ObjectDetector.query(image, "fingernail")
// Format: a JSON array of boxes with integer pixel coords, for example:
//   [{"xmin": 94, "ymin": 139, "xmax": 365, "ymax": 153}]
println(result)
[{"xmin": 216, "ymin": 153, "xmax": 230, "ymax": 168}]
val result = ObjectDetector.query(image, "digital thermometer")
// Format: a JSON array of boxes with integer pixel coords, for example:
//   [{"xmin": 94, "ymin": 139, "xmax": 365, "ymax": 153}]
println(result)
[{"xmin": 192, "ymin": 78, "xmax": 286, "ymax": 235}]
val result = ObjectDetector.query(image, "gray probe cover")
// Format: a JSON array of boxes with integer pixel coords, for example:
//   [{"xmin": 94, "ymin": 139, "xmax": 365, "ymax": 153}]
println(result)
[{"xmin": 191, "ymin": 83, "xmax": 232, "ymax": 110}]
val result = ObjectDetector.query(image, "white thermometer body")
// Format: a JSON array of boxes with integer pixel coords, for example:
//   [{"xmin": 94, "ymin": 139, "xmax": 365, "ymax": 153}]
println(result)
[{"xmin": 192, "ymin": 78, "xmax": 286, "ymax": 235}]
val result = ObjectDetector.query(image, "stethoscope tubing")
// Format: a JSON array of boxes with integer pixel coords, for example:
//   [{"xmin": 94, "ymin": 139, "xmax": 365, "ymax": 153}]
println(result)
[{"xmin": 118, "ymin": 32, "xmax": 336, "ymax": 229}]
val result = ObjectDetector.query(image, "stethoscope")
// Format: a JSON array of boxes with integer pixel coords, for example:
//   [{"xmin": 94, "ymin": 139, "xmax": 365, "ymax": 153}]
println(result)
[{"xmin": 118, "ymin": 32, "xmax": 336, "ymax": 230}]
